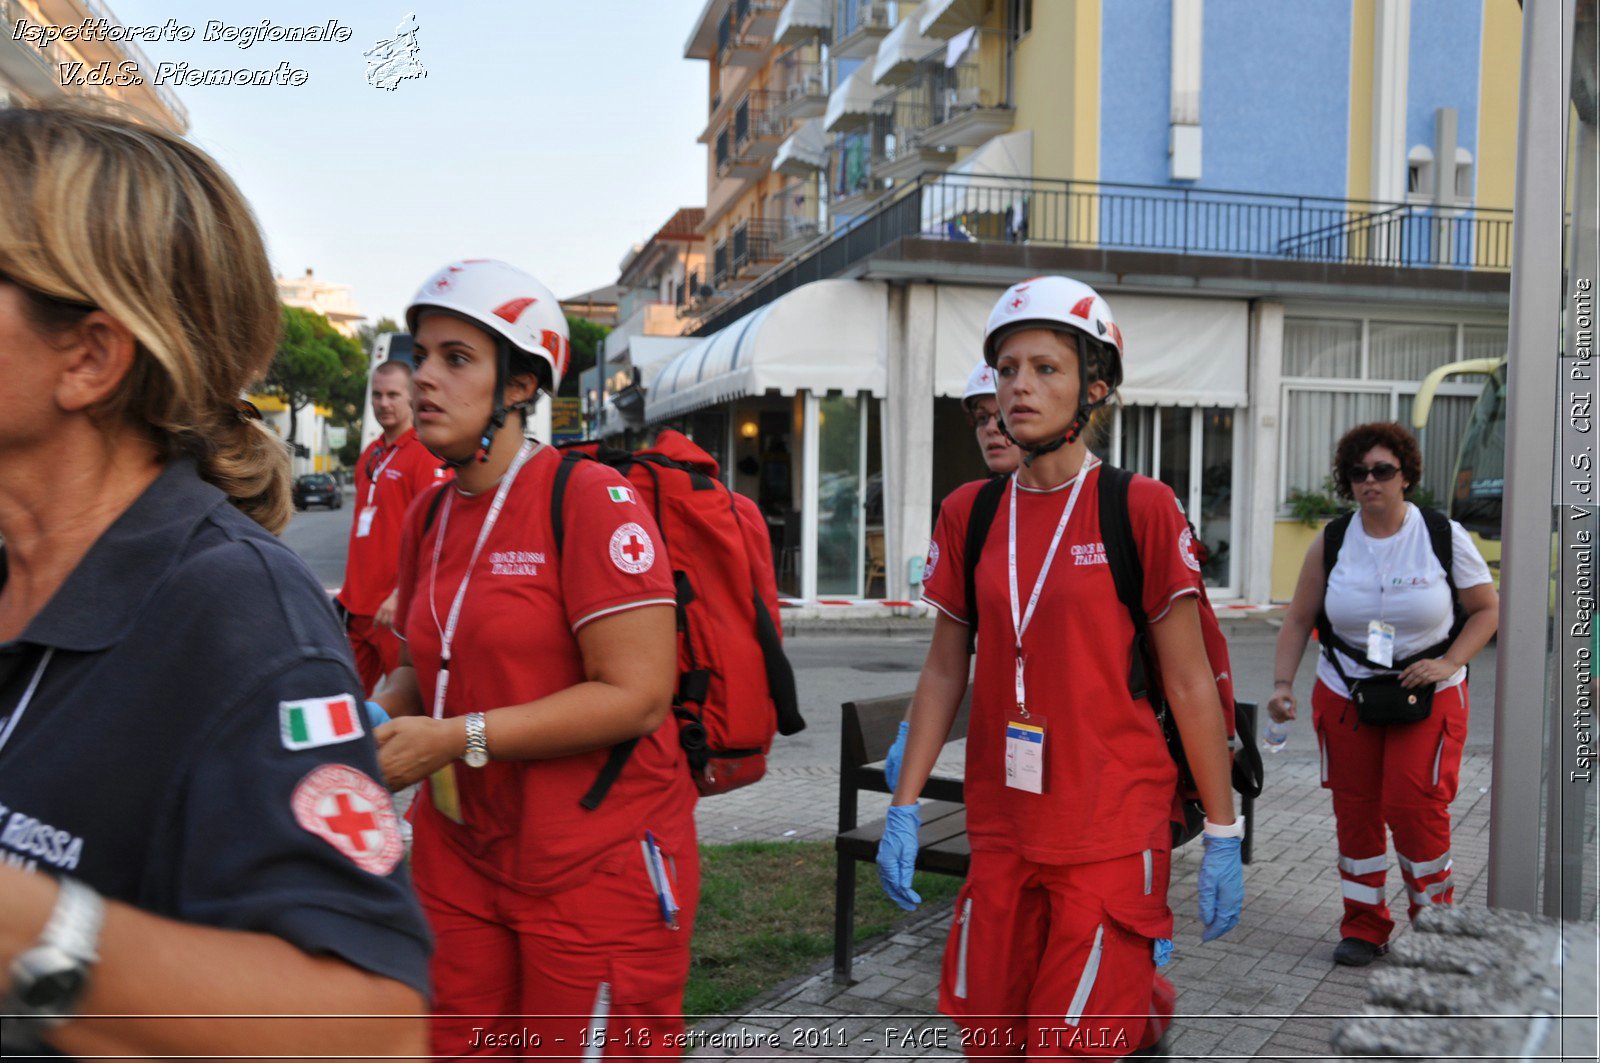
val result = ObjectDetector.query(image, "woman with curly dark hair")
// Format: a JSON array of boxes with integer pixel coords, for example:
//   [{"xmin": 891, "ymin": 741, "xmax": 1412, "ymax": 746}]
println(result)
[{"xmin": 1268, "ymin": 421, "xmax": 1497, "ymax": 967}]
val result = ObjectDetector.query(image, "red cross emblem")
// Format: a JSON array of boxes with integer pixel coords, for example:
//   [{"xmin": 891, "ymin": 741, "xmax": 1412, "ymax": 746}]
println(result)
[
  {"xmin": 609, "ymin": 522, "xmax": 655, "ymax": 573},
  {"xmin": 292, "ymin": 764, "xmax": 404, "ymax": 875},
  {"xmin": 322, "ymin": 792, "xmax": 379, "ymax": 852}
]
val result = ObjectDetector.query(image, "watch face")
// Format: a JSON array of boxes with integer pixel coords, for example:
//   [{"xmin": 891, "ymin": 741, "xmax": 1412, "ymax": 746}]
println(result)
[
  {"xmin": 463, "ymin": 749, "xmax": 489, "ymax": 769},
  {"xmin": 18, "ymin": 966, "xmax": 86, "ymax": 1009}
]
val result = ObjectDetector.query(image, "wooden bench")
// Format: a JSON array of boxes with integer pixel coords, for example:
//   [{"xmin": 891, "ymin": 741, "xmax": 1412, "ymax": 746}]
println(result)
[
  {"xmin": 833, "ymin": 691, "xmax": 970, "ymax": 982},
  {"xmin": 831, "ymin": 694, "xmax": 1261, "ymax": 982}
]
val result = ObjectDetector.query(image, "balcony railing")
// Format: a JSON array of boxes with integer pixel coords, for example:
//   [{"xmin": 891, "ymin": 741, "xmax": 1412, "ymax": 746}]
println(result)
[
  {"xmin": 693, "ymin": 175, "xmax": 1514, "ymax": 334},
  {"xmin": 720, "ymin": 0, "xmax": 784, "ymax": 65},
  {"xmin": 770, "ymin": 181, "xmax": 823, "ymax": 248},
  {"xmin": 715, "ymin": 128, "xmax": 732, "ymax": 176},
  {"xmin": 774, "ymin": 45, "xmax": 827, "ymax": 118},
  {"xmin": 731, "ymin": 218, "xmax": 787, "ymax": 275},
  {"xmin": 832, "ymin": 0, "xmax": 896, "ymax": 57},
  {"xmin": 734, "ymin": 90, "xmax": 788, "ymax": 153},
  {"xmin": 931, "ymin": 38, "xmax": 1009, "ymax": 122}
]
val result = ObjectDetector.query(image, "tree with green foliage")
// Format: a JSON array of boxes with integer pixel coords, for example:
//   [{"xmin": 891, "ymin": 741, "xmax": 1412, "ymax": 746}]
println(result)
[
  {"xmin": 561, "ymin": 314, "xmax": 609, "ymax": 398},
  {"xmin": 263, "ymin": 306, "xmax": 367, "ymax": 457}
]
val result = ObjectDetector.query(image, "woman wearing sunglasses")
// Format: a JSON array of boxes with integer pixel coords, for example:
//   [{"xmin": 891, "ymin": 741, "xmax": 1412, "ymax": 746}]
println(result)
[{"xmin": 1268, "ymin": 421, "xmax": 1497, "ymax": 967}]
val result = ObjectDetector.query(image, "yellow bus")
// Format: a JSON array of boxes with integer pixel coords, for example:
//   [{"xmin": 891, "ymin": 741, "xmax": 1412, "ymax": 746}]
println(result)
[{"xmin": 1411, "ymin": 357, "xmax": 1507, "ymax": 579}]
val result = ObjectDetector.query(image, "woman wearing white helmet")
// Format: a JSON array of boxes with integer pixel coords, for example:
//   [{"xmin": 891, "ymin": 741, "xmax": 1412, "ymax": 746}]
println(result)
[
  {"xmin": 878, "ymin": 276, "xmax": 1243, "ymax": 1057},
  {"xmin": 372, "ymin": 260, "xmax": 696, "ymax": 1059},
  {"xmin": 963, "ymin": 362, "xmax": 1022, "ymax": 476}
]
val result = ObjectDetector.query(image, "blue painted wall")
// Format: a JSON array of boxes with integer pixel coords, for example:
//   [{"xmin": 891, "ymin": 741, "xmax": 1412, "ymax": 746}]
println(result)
[
  {"xmin": 1406, "ymin": 0, "xmax": 1482, "ymax": 199},
  {"xmin": 1100, "ymin": 0, "xmax": 1351, "ymax": 200}
]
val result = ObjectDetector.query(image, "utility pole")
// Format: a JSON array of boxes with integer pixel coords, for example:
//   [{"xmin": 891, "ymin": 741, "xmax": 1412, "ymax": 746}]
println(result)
[{"xmin": 1489, "ymin": 0, "xmax": 1573, "ymax": 913}]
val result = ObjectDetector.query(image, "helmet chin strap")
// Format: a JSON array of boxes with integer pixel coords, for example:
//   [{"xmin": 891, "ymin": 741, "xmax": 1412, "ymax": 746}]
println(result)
[{"xmin": 997, "ymin": 402, "xmax": 1100, "ymax": 467}]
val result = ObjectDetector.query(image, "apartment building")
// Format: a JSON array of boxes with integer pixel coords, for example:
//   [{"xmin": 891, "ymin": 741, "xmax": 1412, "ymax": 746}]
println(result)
[
  {"xmin": 0, "ymin": 0, "xmax": 187, "ymax": 132},
  {"xmin": 654, "ymin": 0, "xmax": 1523, "ymax": 607},
  {"xmin": 596, "ymin": 208, "xmax": 708, "ymax": 437}
]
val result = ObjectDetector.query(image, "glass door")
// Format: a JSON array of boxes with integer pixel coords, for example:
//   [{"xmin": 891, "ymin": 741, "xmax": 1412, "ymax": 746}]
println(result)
[{"xmin": 1110, "ymin": 404, "xmax": 1240, "ymax": 595}]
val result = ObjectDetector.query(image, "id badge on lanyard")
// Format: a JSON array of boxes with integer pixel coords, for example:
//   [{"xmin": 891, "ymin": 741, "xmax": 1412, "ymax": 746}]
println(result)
[
  {"xmin": 424, "ymin": 441, "xmax": 535, "ymax": 826},
  {"xmin": 1002, "ymin": 457, "xmax": 1096, "ymax": 794},
  {"xmin": 1005, "ymin": 715, "xmax": 1047, "ymax": 794},
  {"xmin": 360, "ymin": 444, "xmax": 401, "ymax": 539}
]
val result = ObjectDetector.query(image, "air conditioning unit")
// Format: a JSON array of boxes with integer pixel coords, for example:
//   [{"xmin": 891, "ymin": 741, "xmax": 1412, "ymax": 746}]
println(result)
[{"xmin": 788, "ymin": 82, "xmax": 804, "ymax": 100}]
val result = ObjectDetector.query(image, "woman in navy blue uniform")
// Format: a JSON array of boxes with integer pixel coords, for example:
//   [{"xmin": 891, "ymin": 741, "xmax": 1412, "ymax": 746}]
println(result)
[{"xmin": 0, "ymin": 105, "xmax": 430, "ymax": 1057}]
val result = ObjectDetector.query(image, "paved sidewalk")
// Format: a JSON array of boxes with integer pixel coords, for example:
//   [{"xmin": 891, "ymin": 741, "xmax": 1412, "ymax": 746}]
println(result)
[{"xmin": 686, "ymin": 746, "xmax": 1544, "ymax": 1061}]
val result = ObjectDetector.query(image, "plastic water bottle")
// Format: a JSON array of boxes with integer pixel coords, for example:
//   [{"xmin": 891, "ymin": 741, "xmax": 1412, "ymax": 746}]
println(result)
[{"xmin": 1261, "ymin": 717, "xmax": 1290, "ymax": 753}]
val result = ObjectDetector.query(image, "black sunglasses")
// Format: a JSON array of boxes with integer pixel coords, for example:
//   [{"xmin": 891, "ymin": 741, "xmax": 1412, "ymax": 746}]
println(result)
[{"xmin": 1347, "ymin": 462, "xmax": 1401, "ymax": 483}]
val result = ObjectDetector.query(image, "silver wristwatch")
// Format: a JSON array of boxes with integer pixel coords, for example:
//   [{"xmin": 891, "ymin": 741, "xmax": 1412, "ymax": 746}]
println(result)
[
  {"xmin": 462, "ymin": 711, "xmax": 489, "ymax": 768},
  {"xmin": 5, "ymin": 877, "xmax": 105, "ymax": 1031}
]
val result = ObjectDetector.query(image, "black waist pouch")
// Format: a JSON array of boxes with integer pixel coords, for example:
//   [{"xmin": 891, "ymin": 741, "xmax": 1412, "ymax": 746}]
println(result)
[{"xmin": 1349, "ymin": 674, "xmax": 1434, "ymax": 725}]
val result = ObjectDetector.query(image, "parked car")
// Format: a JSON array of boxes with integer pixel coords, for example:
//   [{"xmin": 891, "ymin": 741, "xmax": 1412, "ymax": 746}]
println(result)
[{"xmin": 293, "ymin": 473, "xmax": 343, "ymax": 511}]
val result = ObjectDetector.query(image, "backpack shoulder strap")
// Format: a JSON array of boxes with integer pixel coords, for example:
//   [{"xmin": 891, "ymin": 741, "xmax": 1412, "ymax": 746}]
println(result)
[
  {"xmin": 550, "ymin": 450, "xmax": 590, "ymax": 555},
  {"xmin": 419, "ymin": 482, "xmax": 449, "ymax": 537},
  {"xmin": 1419, "ymin": 506, "xmax": 1457, "ymax": 594},
  {"xmin": 963, "ymin": 475, "xmax": 1010, "ymax": 656},
  {"xmin": 1315, "ymin": 512, "xmax": 1356, "ymax": 654},
  {"xmin": 1096, "ymin": 464, "xmax": 1146, "ymax": 628},
  {"xmin": 1419, "ymin": 505, "xmax": 1469, "ymax": 648}
]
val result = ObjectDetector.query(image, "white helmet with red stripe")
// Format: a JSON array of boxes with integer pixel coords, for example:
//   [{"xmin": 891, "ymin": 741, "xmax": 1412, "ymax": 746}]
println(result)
[
  {"xmin": 961, "ymin": 362, "xmax": 997, "ymax": 410},
  {"xmin": 405, "ymin": 259, "xmax": 571, "ymax": 393},
  {"xmin": 982, "ymin": 275, "xmax": 1124, "ymax": 391},
  {"xmin": 982, "ymin": 276, "xmax": 1125, "ymax": 457}
]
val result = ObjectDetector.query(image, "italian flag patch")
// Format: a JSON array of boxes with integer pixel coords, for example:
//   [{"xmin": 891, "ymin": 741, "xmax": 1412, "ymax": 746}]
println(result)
[
  {"xmin": 280, "ymin": 694, "xmax": 363, "ymax": 751},
  {"xmin": 607, "ymin": 485, "xmax": 634, "ymax": 503}
]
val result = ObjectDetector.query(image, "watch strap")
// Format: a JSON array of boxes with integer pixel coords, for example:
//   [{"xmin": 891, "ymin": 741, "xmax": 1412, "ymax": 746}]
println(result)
[
  {"xmin": 38, "ymin": 878, "xmax": 105, "ymax": 964},
  {"xmin": 462, "ymin": 711, "xmax": 488, "ymax": 766}
]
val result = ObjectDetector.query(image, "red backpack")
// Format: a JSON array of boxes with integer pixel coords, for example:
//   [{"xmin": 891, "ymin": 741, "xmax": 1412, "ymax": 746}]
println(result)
[{"xmin": 556, "ymin": 430, "xmax": 804, "ymax": 805}]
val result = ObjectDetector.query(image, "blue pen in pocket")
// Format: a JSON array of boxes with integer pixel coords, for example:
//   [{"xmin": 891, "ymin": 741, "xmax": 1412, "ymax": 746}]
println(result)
[{"xmin": 641, "ymin": 830, "xmax": 680, "ymax": 931}]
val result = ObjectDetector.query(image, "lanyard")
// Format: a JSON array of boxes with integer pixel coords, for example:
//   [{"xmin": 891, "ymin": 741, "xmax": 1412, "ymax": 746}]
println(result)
[
  {"xmin": 365, "ymin": 438, "xmax": 406, "ymax": 509},
  {"xmin": 426, "ymin": 441, "xmax": 535, "ymax": 719},
  {"xmin": 1360, "ymin": 512, "xmax": 1404, "ymax": 623},
  {"xmin": 0, "ymin": 649, "xmax": 54, "ymax": 758},
  {"xmin": 1007, "ymin": 455, "xmax": 1097, "ymax": 716}
]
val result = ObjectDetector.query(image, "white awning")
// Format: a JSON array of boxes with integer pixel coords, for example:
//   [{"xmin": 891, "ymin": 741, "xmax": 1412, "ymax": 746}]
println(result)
[
  {"xmin": 824, "ymin": 62, "xmax": 889, "ymax": 133},
  {"xmin": 774, "ymin": 118, "xmax": 828, "ymax": 175},
  {"xmin": 931, "ymin": 287, "xmax": 1249, "ymax": 407},
  {"xmin": 919, "ymin": 0, "xmax": 987, "ymax": 38},
  {"xmin": 873, "ymin": 7, "xmax": 942, "ymax": 85},
  {"xmin": 920, "ymin": 129, "xmax": 1032, "ymax": 233},
  {"xmin": 775, "ymin": 0, "xmax": 831, "ymax": 46},
  {"xmin": 646, "ymin": 280, "xmax": 888, "ymax": 424},
  {"xmin": 630, "ymin": 335, "xmax": 698, "ymax": 391}
]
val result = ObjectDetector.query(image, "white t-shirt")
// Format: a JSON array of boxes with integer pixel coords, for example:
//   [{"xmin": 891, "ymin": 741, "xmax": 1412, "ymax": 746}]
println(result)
[{"xmin": 1317, "ymin": 503, "xmax": 1493, "ymax": 698}]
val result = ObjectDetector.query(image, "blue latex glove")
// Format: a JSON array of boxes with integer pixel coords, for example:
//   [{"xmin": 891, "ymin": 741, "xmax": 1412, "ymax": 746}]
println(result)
[
  {"xmin": 364, "ymin": 700, "xmax": 391, "ymax": 728},
  {"xmin": 1153, "ymin": 938, "xmax": 1173, "ymax": 967},
  {"xmin": 876, "ymin": 803, "xmax": 923, "ymax": 911},
  {"xmin": 1198, "ymin": 832, "xmax": 1244, "ymax": 942},
  {"xmin": 883, "ymin": 720, "xmax": 910, "ymax": 791}
]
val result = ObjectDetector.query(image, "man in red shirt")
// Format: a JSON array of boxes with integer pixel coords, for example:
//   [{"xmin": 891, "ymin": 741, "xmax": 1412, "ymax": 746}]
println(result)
[{"xmin": 337, "ymin": 360, "xmax": 446, "ymax": 694}]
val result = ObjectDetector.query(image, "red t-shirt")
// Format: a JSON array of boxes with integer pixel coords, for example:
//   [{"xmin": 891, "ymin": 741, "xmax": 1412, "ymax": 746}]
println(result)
[
  {"xmin": 921, "ymin": 463, "xmax": 1203, "ymax": 864},
  {"xmin": 338, "ymin": 429, "xmax": 449, "ymax": 616},
  {"xmin": 394, "ymin": 445, "xmax": 692, "ymax": 894}
]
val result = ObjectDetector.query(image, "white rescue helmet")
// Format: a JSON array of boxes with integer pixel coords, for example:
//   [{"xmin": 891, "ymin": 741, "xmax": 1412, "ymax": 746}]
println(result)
[
  {"xmin": 405, "ymin": 259, "xmax": 572, "ymax": 393},
  {"xmin": 961, "ymin": 362, "xmax": 998, "ymax": 411},
  {"xmin": 982, "ymin": 275, "xmax": 1124, "ymax": 391}
]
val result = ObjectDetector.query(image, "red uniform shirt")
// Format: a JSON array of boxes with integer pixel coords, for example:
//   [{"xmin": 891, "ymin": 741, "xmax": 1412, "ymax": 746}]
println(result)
[
  {"xmin": 338, "ymin": 428, "xmax": 448, "ymax": 616},
  {"xmin": 394, "ymin": 445, "xmax": 691, "ymax": 894},
  {"xmin": 921, "ymin": 463, "xmax": 1203, "ymax": 865}
]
